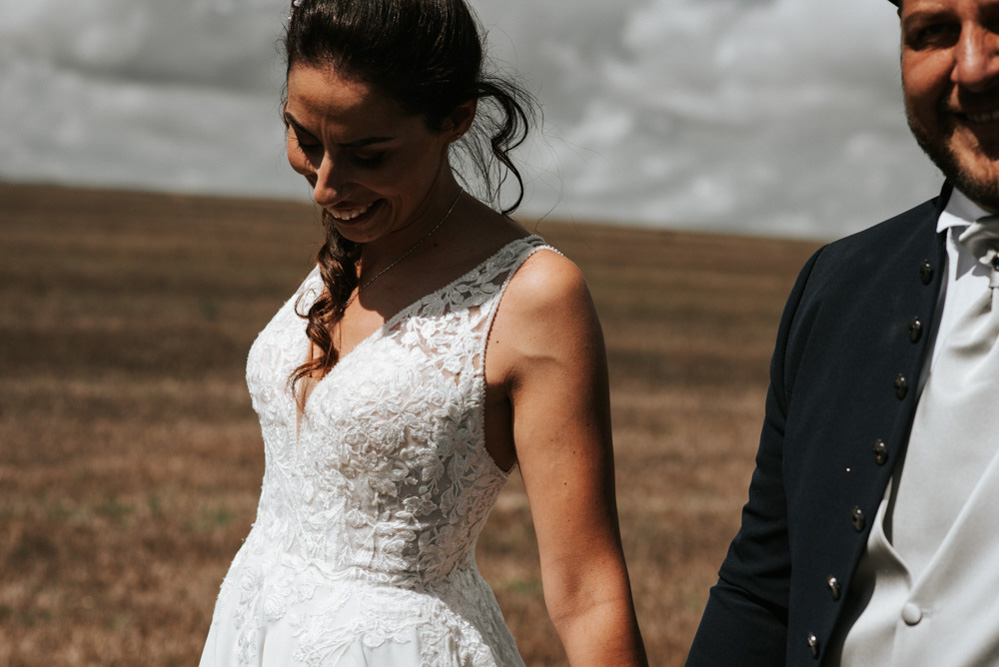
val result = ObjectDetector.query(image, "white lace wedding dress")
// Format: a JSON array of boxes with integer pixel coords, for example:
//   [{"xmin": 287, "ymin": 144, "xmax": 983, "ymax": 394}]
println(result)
[{"xmin": 200, "ymin": 236, "xmax": 550, "ymax": 666}]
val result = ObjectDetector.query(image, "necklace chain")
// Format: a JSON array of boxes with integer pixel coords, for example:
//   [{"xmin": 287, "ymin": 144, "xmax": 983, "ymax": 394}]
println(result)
[{"xmin": 344, "ymin": 191, "xmax": 463, "ymax": 308}]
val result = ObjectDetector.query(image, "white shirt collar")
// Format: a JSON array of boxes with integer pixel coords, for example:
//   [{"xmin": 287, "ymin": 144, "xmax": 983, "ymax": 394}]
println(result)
[{"xmin": 937, "ymin": 187, "xmax": 993, "ymax": 233}]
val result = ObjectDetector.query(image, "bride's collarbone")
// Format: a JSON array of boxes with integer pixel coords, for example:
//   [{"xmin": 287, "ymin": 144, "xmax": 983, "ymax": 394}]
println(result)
[
  {"xmin": 325, "ymin": 230, "xmax": 530, "ymax": 360},
  {"xmin": 348, "ymin": 237, "xmax": 508, "ymax": 315}
]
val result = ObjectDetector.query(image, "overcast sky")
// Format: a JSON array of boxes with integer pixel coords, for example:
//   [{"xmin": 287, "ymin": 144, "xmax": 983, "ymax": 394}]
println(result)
[{"xmin": 0, "ymin": 0, "xmax": 942, "ymax": 239}]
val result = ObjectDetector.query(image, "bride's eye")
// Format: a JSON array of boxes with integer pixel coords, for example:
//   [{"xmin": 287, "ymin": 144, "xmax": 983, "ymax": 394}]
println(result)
[
  {"xmin": 294, "ymin": 132, "xmax": 323, "ymax": 155},
  {"xmin": 350, "ymin": 151, "xmax": 386, "ymax": 168}
]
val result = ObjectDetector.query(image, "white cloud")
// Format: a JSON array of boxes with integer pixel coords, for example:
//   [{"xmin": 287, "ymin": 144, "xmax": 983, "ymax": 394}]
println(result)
[
  {"xmin": 0, "ymin": 0, "xmax": 943, "ymax": 239},
  {"xmin": 473, "ymin": 0, "xmax": 940, "ymax": 236}
]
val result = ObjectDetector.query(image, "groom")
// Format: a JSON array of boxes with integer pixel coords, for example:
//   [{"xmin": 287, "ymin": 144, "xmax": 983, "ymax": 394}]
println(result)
[{"xmin": 688, "ymin": 0, "xmax": 999, "ymax": 664}]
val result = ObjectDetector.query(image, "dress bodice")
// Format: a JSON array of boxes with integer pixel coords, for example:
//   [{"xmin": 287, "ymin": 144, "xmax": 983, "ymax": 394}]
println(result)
[{"xmin": 202, "ymin": 235, "xmax": 548, "ymax": 667}]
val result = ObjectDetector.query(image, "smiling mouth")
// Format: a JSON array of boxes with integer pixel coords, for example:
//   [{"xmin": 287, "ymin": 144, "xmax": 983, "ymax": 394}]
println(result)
[
  {"xmin": 962, "ymin": 109, "xmax": 999, "ymax": 124},
  {"xmin": 328, "ymin": 201, "xmax": 377, "ymax": 221}
]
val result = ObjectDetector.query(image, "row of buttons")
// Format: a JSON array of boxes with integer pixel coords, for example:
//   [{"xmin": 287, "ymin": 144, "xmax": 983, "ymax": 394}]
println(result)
[
  {"xmin": 894, "ymin": 261, "xmax": 932, "ymax": 401},
  {"xmin": 848, "ymin": 438, "xmax": 892, "ymax": 532},
  {"xmin": 888, "ymin": 263, "xmax": 932, "ymax": 634},
  {"xmin": 805, "ymin": 257, "xmax": 935, "ymax": 659}
]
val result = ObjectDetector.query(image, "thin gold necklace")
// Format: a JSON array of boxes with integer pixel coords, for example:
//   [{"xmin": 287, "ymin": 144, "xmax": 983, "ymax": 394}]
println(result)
[{"xmin": 344, "ymin": 190, "xmax": 463, "ymax": 308}]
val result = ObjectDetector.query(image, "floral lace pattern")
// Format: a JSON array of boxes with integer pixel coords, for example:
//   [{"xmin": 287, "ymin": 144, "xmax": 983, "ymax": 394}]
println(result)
[{"xmin": 201, "ymin": 236, "xmax": 550, "ymax": 667}]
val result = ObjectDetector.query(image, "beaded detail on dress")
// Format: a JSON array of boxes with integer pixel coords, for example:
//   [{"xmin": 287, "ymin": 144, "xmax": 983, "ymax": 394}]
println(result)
[{"xmin": 200, "ymin": 236, "xmax": 550, "ymax": 667}]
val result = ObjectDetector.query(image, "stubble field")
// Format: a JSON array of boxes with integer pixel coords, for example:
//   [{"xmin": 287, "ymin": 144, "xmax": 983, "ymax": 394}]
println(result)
[{"xmin": 0, "ymin": 183, "xmax": 820, "ymax": 665}]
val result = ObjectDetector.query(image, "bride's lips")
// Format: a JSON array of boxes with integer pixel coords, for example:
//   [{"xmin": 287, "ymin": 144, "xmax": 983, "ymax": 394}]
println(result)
[{"xmin": 328, "ymin": 199, "xmax": 383, "ymax": 223}]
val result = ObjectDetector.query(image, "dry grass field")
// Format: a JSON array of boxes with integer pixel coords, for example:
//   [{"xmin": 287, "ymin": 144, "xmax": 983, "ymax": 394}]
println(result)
[{"xmin": 0, "ymin": 182, "xmax": 820, "ymax": 666}]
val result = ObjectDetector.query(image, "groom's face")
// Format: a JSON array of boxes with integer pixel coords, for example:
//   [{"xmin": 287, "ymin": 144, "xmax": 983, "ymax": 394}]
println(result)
[{"xmin": 902, "ymin": 0, "xmax": 999, "ymax": 210}]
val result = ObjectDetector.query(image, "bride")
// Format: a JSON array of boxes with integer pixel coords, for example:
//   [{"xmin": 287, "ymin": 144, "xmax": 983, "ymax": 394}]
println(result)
[{"xmin": 199, "ymin": 0, "xmax": 647, "ymax": 664}]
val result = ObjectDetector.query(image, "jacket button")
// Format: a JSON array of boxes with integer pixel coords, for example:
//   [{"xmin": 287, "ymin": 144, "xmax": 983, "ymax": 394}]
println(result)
[
  {"xmin": 894, "ymin": 374, "xmax": 908, "ymax": 400},
  {"xmin": 851, "ymin": 506, "xmax": 866, "ymax": 532},
  {"xmin": 827, "ymin": 575, "xmax": 842, "ymax": 601},
  {"xmin": 908, "ymin": 317, "xmax": 922, "ymax": 343},
  {"xmin": 920, "ymin": 259, "xmax": 934, "ymax": 285},
  {"xmin": 807, "ymin": 632, "xmax": 820, "ymax": 658},
  {"xmin": 872, "ymin": 439, "xmax": 888, "ymax": 466}
]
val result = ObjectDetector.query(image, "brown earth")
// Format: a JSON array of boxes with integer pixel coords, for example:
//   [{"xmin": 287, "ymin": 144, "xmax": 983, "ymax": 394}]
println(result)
[{"xmin": 0, "ymin": 183, "xmax": 820, "ymax": 665}]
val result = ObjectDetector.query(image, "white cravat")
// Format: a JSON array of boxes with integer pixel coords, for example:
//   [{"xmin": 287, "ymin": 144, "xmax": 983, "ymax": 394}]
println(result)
[{"xmin": 890, "ymin": 217, "xmax": 999, "ymax": 579}]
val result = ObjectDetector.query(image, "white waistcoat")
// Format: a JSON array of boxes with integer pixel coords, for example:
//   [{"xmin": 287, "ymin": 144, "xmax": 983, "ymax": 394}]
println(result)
[
  {"xmin": 824, "ymin": 448, "xmax": 999, "ymax": 666},
  {"xmin": 825, "ymin": 194, "xmax": 999, "ymax": 666}
]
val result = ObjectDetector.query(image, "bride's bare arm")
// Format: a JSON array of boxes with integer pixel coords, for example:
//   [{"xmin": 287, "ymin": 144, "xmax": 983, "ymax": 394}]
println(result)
[{"xmin": 487, "ymin": 249, "xmax": 648, "ymax": 666}]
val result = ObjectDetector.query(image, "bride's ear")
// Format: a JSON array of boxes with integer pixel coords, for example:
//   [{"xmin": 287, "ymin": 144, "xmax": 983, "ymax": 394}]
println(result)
[{"xmin": 441, "ymin": 99, "xmax": 477, "ymax": 142}]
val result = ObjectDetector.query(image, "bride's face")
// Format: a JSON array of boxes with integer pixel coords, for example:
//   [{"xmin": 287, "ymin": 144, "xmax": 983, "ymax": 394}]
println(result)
[{"xmin": 284, "ymin": 65, "xmax": 469, "ymax": 244}]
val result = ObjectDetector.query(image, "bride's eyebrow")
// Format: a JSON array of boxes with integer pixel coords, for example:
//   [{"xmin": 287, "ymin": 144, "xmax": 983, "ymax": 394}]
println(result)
[
  {"xmin": 339, "ymin": 136, "xmax": 394, "ymax": 148},
  {"xmin": 283, "ymin": 112, "xmax": 316, "ymax": 138},
  {"xmin": 283, "ymin": 112, "xmax": 395, "ymax": 148}
]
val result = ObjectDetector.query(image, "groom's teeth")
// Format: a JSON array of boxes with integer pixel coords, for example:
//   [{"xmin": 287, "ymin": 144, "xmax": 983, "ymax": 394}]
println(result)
[
  {"xmin": 330, "ymin": 203, "xmax": 371, "ymax": 220},
  {"xmin": 968, "ymin": 110, "xmax": 999, "ymax": 123}
]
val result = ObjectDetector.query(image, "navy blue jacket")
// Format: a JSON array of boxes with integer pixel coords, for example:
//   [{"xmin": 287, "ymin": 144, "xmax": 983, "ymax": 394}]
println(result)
[{"xmin": 686, "ymin": 189, "xmax": 950, "ymax": 666}]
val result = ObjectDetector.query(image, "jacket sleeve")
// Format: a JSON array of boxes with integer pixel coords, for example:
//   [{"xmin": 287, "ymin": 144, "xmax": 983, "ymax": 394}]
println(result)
[{"xmin": 685, "ymin": 247, "xmax": 823, "ymax": 666}]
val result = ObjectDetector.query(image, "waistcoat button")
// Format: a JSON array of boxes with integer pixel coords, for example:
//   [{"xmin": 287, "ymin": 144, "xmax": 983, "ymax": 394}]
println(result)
[
  {"xmin": 908, "ymin": 317, "xmax": 922, "ymax": 343},
  {"xmin": 902, "ymin": 602, "xmax": 923, "ymax": 625}
]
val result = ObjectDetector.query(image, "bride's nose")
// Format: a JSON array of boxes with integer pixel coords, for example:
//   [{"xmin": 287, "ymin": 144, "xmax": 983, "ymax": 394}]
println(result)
[{"xmin": 313, "ymin": 153, "xmax": 351, "ymax": 208}]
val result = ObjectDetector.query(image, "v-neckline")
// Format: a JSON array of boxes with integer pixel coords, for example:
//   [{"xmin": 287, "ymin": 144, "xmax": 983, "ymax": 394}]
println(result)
[{"xmin": 299, "ymin": 235, "xmax": 539, "ymax": 414}]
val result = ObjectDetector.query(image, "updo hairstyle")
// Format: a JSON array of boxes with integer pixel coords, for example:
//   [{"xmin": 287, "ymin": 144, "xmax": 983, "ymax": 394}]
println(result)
[{"xmin": 285, "ymin": 0, "xmax": 537, "ymax": 387}]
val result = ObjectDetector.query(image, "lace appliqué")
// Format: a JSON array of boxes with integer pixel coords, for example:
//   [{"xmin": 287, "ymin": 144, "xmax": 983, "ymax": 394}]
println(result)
[{"xmin": 202, "ymin": 237, "xmax": 549, "ymax": 666}]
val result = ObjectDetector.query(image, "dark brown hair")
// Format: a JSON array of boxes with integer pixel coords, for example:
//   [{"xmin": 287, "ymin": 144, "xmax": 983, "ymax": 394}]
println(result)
[{"xmin": 284, "ymin": 0, "xmax": 536, "ymax": 388}]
